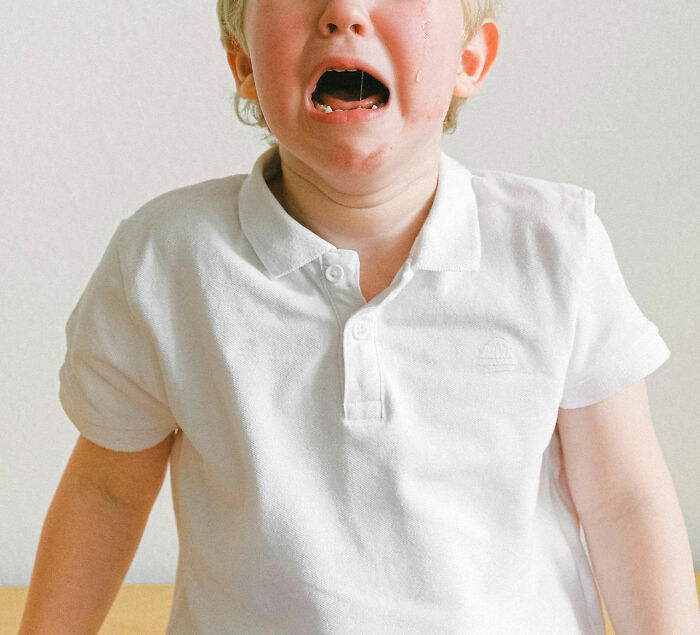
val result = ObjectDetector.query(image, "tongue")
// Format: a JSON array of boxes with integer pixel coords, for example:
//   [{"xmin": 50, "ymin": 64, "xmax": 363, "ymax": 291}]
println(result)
[{"xmin": 318, "ymin": 89, "xmax": 385, "ymax": 110}]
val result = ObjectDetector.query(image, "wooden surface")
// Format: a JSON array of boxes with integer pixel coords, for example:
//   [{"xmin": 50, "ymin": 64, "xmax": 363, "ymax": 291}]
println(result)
[
  {"xmin": 0, "ymin": 584, "xmax": 174, "ymax": 635},
  {"xmin": 2, "ymin": 575, "xmax": 699, "ymax": 634}
]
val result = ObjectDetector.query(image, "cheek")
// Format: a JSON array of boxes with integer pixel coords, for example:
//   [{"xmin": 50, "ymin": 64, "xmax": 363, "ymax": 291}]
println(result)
[
  {"xmin": 405, "ymin": 47, "xmax": 461, "ymax": 126},
  {"xmin": 248, "ymin": 13, "xmax": 301, "ymax": 106},
  {"xmin": 378, "ymin": 4, "xmax": 463, "ymax": 124},
  {"xmin": 411, "ymin": 82, "xmax": 454, "ymax": 125}
]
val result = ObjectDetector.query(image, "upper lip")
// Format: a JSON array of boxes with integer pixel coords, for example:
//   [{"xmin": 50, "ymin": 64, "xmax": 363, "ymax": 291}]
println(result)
[{"xmin": 307, "ymin": 56, "xmax": 390, "ymax": 102}]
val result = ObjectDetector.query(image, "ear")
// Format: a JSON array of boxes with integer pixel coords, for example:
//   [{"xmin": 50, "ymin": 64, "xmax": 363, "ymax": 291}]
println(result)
[
  {"xmin": 453, "ymin": 20, "xmax": 499, "ymax": 99},
  {"xmin": 225, "ymin": 41, "xmax": 258, "ymax": 100}
]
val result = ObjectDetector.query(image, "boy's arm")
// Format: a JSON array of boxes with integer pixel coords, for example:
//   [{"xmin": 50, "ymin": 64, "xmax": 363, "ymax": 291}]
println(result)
[
  {"xmin": 557, "ymin": 379, "xmax": 700, "ymax": 634},
  {"xmin": 18, "ymin": 433, "xmax": 175, "ymax": 635}
]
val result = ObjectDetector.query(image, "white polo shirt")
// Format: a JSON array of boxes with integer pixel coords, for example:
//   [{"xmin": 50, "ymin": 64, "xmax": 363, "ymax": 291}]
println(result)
[{"xmin": 59, "ymin": 146, "xmax": 671, "ymax": 634}]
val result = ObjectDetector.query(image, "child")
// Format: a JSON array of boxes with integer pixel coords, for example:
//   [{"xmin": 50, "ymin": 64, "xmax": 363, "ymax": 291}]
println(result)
[{"xmin": 21, "ymin": 0, "xmax": 699, "ymax": 633}]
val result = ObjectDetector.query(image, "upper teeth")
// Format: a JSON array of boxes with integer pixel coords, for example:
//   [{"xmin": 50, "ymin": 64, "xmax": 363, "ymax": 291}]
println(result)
[{"xmin": 329, "ymin": 68, "xmax": 357, "ymax": 73}]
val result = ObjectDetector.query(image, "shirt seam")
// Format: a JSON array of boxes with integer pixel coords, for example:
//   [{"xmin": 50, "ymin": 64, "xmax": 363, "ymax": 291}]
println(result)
[
  {"xmin": 113, "ymin": 221, "xmax": 178, "ymax": 416},
  {"xmin": 373, "ymin": 313, "xmax": 385, "ymax": 420},
  {"xmin": 547, "ymin": 442, "xmax": 606, "ymax": 634},
  {"xmin": 558, "ymin": 187, "xmax": 594, "ymax": 404}
]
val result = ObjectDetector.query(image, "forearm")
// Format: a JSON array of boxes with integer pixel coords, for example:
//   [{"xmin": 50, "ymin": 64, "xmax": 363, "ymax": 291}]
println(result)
[
  {"xmin": 18, "ymin": 475, "xmax": 152, "ymax": 634},
  {"xmin": 582, "ymin": 491, "xmax": 700, "ymax": 634}
]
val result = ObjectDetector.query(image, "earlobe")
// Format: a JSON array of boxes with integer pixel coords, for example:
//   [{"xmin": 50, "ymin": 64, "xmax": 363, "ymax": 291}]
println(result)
[
  {"xmin": 238, "ymin": 75, "xmax": 258, "ymax": 100},
  {"xmin": 453, "ymin": 68, "xmax": 477, "ymax": 99},
  {"xmin": 225, "ymin": 45, "xmax": 258, "ymax": 100},
  {"xmin": 453, "ymin": 20, "xmax": 499, "ymax": 99}
]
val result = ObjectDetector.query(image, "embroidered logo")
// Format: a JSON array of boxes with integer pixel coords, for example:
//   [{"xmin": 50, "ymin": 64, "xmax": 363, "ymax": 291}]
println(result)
[{"xmin": 478, "ymin": 337, "xmax": 516, "ymax": 372}]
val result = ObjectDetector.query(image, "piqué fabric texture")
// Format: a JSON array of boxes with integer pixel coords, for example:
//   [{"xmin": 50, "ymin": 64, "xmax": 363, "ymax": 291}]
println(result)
[{"xmin": 59, "ymin": 146, "xmax": 670, "ymax": 634}]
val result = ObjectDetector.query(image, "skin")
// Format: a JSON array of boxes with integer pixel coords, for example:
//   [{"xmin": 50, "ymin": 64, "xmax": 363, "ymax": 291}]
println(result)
[{"xmin": 226, "ymin": 0, "xmax": 499, "ymax": 299}]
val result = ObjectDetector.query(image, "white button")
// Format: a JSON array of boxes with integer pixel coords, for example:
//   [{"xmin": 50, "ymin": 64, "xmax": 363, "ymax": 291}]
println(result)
[
  {"xmin": 325, "ymin": 263, "xmax": 345, "ymax": 283},
  {"xmin": 352, "ymin": 320, "xmax": 370, "ymax": 340}
]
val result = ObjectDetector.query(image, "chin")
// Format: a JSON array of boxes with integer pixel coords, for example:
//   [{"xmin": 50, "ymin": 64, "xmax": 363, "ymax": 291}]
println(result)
[{"xmin": 316, "ymin": 138, "xmax": 395, "ymax": 177}]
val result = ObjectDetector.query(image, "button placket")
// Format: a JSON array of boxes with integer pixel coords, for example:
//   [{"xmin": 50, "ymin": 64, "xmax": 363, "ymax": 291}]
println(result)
[
  {"xmin": 343, "ymin": 311, "xmax": 382, "ymax": 421},
  {"xmin": 323, "ymin": 252, "xmax": 416, "ymax": 423},
  {"xmin": 321, "ymin": 251, "xmax": 367, "ymax": 315}
]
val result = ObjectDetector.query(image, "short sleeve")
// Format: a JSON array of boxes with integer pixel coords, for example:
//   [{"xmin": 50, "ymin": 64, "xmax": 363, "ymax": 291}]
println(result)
[
  {"xmin": 59, "ymin": 221, "xmax": 179, "ymax": 451},
  {"xmin": 558, "ymin": 192, "xmax": 671, "ymax": 409}
]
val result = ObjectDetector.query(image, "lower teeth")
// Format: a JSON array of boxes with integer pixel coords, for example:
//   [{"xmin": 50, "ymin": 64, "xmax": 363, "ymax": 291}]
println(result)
[{"xmin": 313, "ymin": 101, "xmax": 380, "ymax": 112}]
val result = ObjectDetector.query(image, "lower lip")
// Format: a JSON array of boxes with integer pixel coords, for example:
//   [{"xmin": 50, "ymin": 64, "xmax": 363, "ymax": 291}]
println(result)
[{"xmin": 306, "ymin": 98, "xmax": 391, "ymax": 124}]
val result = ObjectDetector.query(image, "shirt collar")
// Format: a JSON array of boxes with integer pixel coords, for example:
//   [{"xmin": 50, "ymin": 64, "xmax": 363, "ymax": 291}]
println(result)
[{"xmin": 238, "ymin": 145, "xmax": 481, "ymax": 280}]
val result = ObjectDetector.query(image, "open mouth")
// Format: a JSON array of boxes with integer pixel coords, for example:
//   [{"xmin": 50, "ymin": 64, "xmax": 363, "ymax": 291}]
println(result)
[{"xmin": 311, "ymin": 69, "xmax": 390, "ymax": 112}]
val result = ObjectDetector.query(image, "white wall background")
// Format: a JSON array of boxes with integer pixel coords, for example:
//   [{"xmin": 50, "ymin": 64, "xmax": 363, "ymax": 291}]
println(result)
[{"xmin": 1, "ymin": 0, "xmax": 698, "ymax": 587}]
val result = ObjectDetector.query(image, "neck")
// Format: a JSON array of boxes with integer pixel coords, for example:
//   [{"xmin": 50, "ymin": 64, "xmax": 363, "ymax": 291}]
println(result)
[{"xmin": 268, "ymin": 143, "xmax": 442, "ymax": 260}]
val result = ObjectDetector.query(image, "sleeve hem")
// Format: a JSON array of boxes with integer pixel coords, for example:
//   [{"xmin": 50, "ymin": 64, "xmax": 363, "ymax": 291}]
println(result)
[
  {"xmin": 558, "ymin": 329, "xmax": 671, "ymax": 410},
  {"xmin": 59, "ymin": 371, "xmax": 179, "ymax": 452}
]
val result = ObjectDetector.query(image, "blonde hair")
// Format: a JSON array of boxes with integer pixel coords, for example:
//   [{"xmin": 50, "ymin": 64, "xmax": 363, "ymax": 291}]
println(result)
[{"xmin": 216, "ymin": 0, "xmax": 499, "ymax": 139}]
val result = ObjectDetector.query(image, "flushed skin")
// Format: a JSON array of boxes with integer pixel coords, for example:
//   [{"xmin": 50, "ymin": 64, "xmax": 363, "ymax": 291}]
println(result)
[{"xmin": 226, "ymin": 0, "xmax": 499, "ymax": 193}]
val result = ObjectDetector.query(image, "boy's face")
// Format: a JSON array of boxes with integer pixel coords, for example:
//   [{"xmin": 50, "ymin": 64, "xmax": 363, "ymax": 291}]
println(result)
[{"xmin": 229, "ymin": 0, "xmax": 497, "ymax": 188}]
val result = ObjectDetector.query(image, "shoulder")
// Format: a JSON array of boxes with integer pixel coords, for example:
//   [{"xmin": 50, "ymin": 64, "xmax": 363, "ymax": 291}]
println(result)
[
  {"xmin": 471, "ymin": 166, "xmax": 593, "ymax": 262},
  {"xmin": 113, "ymin": 174, "xmax": 248, "ymax": 267},
  {"xmin": 463, "ymin": 165, "xmax": 596, "ymax": 289},
  {"xmin": 469, "ymin": 166, "xmax": 592, "ymax": 229},
  {"xmin": 118, "ymin": 174, "xmax": 246, "ymax": 242}
]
